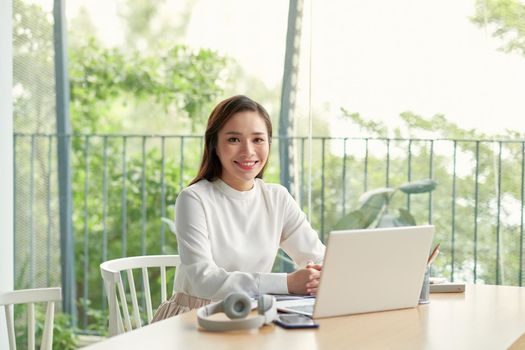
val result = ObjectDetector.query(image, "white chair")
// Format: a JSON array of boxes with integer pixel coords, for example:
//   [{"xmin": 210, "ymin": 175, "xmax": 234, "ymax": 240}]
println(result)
[
  {"xmin": 0, "ymin": 287, "xmax": 61, "ymax": 350},
  {"xmin": 100, "ymin": 255, "xmax": 181, "ymax": 336}
]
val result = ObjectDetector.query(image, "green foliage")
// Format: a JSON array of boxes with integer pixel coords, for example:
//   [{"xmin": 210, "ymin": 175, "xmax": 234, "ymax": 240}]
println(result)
[
  {"xmin": 65, "ymin": 15, "xmax": 227, "ymax": 332},
  {"xmin": 79, "ymin": 299, "xmax": 108, "ymax": 336},
  {"xmin": 471, "ymin": 0, "xmax": 525, "ymax": 56},
  {"xmin": 13, "ymin": 304, "xmax": 78, "ymax": 350},
  {"xmin": 332, "ymin": 108, "xmax": 525, "ymax": 287},
  {"xmin": 42, "ymin": 313, "xmax": 78, "ymax": 350},
  {"xmin": 334, "ymin": 180, "xmax": 437, "ymax": 230},
  {"xmin": 70, "ymin": 136, "xmax": 206, "ymax": 329},
  {"xmin": 340, "ymin": 108, "xmax": 388, "ymax": 136},
  {"xmin": 114, "ymin": 0, "xmax": 196, "ymax": 51},
  {"xmin": 399, "ymin": 179, "xmax": 437, "ymax": 194},
  {"xmin": 69, "ymin": 37, "xmax": 226, "ymax": 133},
  {"xmin": 13, "ymin": 0, "xmax": 55, "ymax": 133}
]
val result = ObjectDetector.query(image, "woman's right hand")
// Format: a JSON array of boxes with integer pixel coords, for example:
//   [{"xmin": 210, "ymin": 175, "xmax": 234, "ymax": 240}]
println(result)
[{"xmin": 287, "ymin": 266, "xmax": 321, "ymax": 295}]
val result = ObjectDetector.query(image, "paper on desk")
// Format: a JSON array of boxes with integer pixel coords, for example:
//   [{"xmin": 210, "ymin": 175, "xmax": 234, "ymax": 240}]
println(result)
[
  {"xmin": 429, "ymin": 277, "xmax": 448, "ymax": 284},
  {"xmin": 248, "ymin": 294, "xmax": 313, "ymax": 309},
  {"xmin": 270, "ymin": 294, "xmax": 316, "ymax": 301}
]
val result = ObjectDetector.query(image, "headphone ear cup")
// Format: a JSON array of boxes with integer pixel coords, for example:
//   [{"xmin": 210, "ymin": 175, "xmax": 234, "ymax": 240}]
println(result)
[
  {"xmin": 257, "ymin": 294, "xmax": 273, "ymax": 314},
  {"xmin": 257, "ymin": 294, "xmax": 277, "ymax": 324},
  {"xmin": 223, "ymin": 293, "xmax": 251, "ymax": 319}
]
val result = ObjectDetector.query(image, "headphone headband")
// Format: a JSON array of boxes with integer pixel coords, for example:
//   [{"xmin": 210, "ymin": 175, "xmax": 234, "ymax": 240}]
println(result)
[
  {"xmin": 197, "ymin": 308, "xmax": 265, "ymax": 331},
  {"xmin": 197, "ymin": 292, "xmax": 276, "ymax": 332}
]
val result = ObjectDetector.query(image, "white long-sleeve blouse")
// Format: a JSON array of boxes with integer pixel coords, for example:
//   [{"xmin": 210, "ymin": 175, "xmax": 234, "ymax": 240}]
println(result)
[{"xmin": 172, "ymin": 178, "xmax": 325, "ymax": 301}]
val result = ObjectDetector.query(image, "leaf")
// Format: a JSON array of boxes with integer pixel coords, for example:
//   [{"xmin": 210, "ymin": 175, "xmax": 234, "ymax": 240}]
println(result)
[
  {"xmin": 376, "ymin": 213, "xmax": 399, "ymax": 227},
  {"xmin": 396, "ymin": 208, "xmax": 417, "ymax": 226},
  {"xmin": 333, "ymin": 210, "xmax": 367, "ymax": 230},
  {"xmin": 376, "ymin": 210, "xmax": 417, "ymax": 228},
  {"xmin": 358, "ymin": 187, "xmax": 395, "ymax": 226},
  {"xmin": 399, "ymin": 179, "xmax": 437, "ymax": 194},
  {"xmin": 358, "ymin": 187, "xmax": 395, "ymax": 206}
]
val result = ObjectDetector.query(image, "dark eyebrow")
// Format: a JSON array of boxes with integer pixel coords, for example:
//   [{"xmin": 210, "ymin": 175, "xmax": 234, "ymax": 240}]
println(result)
[{"xmin": 224, "ymin": 131, "xmax": 267, "ymax": 136}]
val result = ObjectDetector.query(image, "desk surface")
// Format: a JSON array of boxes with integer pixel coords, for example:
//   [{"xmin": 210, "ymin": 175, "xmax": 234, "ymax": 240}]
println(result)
[{"xmin": 85, "ymin": 284, "xmax": 525, "ymax": 350}]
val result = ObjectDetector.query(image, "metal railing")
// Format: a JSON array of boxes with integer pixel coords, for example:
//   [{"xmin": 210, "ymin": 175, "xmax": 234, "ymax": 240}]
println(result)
[{"xmin": 13, "ymin": 133, "xmax": 525, "ymax": 332}]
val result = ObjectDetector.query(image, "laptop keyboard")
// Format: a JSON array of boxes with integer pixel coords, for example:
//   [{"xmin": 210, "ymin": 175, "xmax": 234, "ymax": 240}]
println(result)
[{"xmin": 287, "ymin": 304, "xmax": 314, "ymax": 314}]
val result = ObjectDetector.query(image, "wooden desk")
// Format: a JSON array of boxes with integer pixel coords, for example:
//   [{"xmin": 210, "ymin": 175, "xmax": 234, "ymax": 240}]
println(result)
[{"xmin": 84, "ymin": 284, "xmax": 525, "ymax": 350}]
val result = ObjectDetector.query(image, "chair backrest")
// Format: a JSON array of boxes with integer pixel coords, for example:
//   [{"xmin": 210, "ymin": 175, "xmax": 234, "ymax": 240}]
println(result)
[
  {"xmin": 100, "ymin": 255, "xmax": 181, "ymax": 336},
  {"xmin": 0, "ymin": 287, "xmax": 62, "ymax": 350}
]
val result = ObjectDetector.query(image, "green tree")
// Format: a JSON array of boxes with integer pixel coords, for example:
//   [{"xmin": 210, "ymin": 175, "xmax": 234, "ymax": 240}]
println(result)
[
  {"xmin": 472, "ymin": 0, "xmax": 525, "ymax": 56},
  {"xmin": 14, "ymin": 0, "xmax": 228, "ymax": 335},
  {"xmin": 68, "ymin": 37, "xmax": 226, "ymax": 134},
  {"xmin": 13, "ymin": 0, "xmax": 55, "ymax": 133},
  {"xmin": 66, "ymin": 34, "xmax": 227, "ymax": 328}
]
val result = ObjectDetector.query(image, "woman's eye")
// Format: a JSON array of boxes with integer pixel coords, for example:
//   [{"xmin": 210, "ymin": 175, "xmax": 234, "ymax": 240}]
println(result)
[
  {"xmin": 227, "ymin": 137, "xmax": 240, "ymax": 143},
  {"xmin": 254, "ymin": 138, "xmax": 265, "ymax": 144}
]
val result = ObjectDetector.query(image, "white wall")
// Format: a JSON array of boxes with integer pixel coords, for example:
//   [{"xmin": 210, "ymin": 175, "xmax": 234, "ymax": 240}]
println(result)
[{"xmin": 0, "ymin": 0, "xmax": 14, "ymax": 348}]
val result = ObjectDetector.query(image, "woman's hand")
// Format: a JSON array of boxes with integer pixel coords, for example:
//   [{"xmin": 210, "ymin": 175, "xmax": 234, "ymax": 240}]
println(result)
[
  {"xmin": 306, "ymin": 261, "xmax": 322, "ymax": 271},
  {"xmin": 287, "ymin": 262, "xmax": 322, "ymax": 295}
]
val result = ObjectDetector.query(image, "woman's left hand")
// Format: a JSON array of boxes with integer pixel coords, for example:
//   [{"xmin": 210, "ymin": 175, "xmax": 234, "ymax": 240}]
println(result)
[
  {"xmin": 305, "ymin": 261, "xmax": 322, "ymax": 295},
  {"xmin": 286, "ymin": 261, "xmax": 323, "ymax": 295}
]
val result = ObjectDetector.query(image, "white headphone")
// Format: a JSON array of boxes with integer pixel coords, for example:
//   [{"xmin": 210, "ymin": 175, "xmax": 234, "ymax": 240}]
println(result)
[{"xmin": 197, "ymin": 292, "xmax": 277, "ymax": 331}]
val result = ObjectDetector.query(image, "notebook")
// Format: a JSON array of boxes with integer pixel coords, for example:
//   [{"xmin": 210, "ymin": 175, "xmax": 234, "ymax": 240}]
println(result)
[{"xmin": 276, "ymin": 225, "xmax": 435, "ymax": 319}]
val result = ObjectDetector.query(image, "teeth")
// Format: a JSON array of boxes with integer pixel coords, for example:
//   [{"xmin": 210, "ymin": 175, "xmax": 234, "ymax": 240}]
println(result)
[{"xmin": 238, "ymin": 161, "xmax": 256, "ymax": 167}]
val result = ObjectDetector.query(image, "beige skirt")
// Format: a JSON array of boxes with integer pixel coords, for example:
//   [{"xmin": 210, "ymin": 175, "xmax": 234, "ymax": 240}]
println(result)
[{"xmin": 152, "ymin": 292, "xmax": 211, "ymax": 322}]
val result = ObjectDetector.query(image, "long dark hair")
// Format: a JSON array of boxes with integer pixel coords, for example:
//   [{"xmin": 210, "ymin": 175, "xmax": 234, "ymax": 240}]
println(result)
[{"xmin": 189, "ymin": 95, "xmax": 273, "ymax": 186}]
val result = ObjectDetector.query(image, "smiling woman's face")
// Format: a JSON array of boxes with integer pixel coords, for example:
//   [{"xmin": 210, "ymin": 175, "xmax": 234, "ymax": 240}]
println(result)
[{"xmin": 215, "ymin": 110, "xmax": 270, "ymax": 191}]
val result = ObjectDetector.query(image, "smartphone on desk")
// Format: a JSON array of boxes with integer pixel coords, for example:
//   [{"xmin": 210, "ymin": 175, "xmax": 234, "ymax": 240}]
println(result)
[{"xmin": 274, "ymin": 314, "xmax": 319, "ymax": 329}]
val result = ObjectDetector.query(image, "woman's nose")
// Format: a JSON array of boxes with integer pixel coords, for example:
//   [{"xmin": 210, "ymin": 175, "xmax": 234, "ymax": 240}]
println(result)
[{"xmin": 240, "ymin": 140, "xmax": 254, "ymax": 155}]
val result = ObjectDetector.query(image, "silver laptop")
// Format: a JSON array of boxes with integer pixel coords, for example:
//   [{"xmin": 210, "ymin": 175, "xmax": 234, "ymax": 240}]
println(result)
[{"xmin": 276, "ymin": 225, "xmax": 434, "ymax": 319}]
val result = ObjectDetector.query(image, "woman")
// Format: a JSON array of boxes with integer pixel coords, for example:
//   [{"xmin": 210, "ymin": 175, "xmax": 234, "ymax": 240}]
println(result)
[{"xmin": 153, "ymin": 95, "xmax": 325, "ymax": 320}]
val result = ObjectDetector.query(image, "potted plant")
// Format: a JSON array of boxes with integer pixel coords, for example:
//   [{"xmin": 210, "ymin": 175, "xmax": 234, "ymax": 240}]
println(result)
[{"xmin": 333, "ymin": 179, "xmax": 437, "ymax": 229}]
